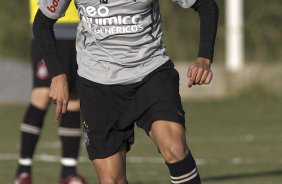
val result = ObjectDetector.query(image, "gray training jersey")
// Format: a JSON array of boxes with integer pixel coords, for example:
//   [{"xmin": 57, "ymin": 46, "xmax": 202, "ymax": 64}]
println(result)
[{"xmin": 39, "ymin": 0, "xmax": 196, "ymax": 84}]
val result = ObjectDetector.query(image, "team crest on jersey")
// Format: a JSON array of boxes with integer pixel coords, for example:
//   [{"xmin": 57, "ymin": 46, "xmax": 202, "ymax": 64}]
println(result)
[{"xmin": 36, "ymin": 60, "xmax": 49, "ymax": 80}]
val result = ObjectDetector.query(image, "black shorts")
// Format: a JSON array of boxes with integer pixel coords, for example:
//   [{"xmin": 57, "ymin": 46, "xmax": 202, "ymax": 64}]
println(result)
[
  {"xmin": 78, "ymin": 60, "xmax": 185, "ymax": 160},
  {"xmin": 31, "ymin": 39, "xmax": 78, "ymax": 95}
]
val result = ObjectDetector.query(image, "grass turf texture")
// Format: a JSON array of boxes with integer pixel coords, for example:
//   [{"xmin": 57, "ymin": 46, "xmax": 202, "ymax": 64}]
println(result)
[{"xmin": 0, "ymin": 98, "xmax": 281, "ymax": 183}]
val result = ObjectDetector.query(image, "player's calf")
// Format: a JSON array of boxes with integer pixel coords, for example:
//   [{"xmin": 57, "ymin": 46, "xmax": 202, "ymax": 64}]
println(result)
[{"xmin": 166, "ymin": 152, "xmax": 201, "ymax": 184}]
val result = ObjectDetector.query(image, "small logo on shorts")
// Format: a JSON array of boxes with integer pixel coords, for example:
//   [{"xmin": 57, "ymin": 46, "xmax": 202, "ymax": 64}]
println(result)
[
  {"xmin": 177, "ymin": 110, "xmax": 184, "ymax": 117},
  {"xmin": 83, "ymin": 121, "xmax": 90, "ymax": 146},
  {"xmin": 36, "ymin": 60, "xmax": 49, "ymax": 80}
]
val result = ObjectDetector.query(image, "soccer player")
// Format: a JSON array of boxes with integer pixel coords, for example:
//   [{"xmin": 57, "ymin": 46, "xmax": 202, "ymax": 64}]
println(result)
[
  {"xmin": 32, "ymin": 0, "xmax": 218, "ymax": 183},
  {"xmin": 14, "ymin": 0, "xmax": 87, "ymax": 184}
]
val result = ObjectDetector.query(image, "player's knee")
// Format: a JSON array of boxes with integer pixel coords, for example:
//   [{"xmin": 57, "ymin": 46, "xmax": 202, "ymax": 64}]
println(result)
[
  {"xmin": 31, "ymin": 88, "xmax": 50, "ymax": 109},
  {"xmin": 67, "ymin": 98, "xmax": 80, "ymax": 111},
  {"xmin": 160, "ymin": 139, "xmax": 188, "ymax": 163},
  {"xmin": 99, "ymin": 176, "xmax": 126, "ymax": 184}
]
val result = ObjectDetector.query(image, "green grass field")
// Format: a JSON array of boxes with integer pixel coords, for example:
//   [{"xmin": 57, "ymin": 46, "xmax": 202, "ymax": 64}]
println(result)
[{"xmin": 1, "ymin": 98, "xmax": 282, "ymax": 184}]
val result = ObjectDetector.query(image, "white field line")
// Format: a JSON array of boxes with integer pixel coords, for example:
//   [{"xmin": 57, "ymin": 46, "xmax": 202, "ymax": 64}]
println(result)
[
  {"xmin": 33, "ymin": 133, "xmax": 282, "ymax": 149},
  {"xmin": 6, "ymin": 134, "xmax": 282, "ymax": 166},
  {"xmin": 1, "ymin": 153, "xmax": 282, "ymax": 166},
  {"xmin": 188, "ymin": 134, "xmax": 282, "ymax": 144},
  {"xmin": 0, "ymin": 153, "xmax": 164, "ymax": 164},
  {"xmin": 135, "ymin": 133, "xmax": 282, "ymax": 144}
]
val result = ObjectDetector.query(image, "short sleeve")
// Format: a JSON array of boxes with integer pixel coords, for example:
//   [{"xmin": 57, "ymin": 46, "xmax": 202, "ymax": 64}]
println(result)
[
  {"xmin": 171, "ymin": 0, "xmax": 197, "ymax": 8},
  {"xmin": 39, "ymin": 0, "xmax": 72, "ymax": 19}
]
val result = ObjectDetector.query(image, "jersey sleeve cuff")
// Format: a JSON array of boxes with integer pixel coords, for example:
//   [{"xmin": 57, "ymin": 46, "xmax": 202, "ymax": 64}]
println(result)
[
  {"xmin": 38, "ymin": 0, "xmax": 70, "ymax": 20},
  {"xmin": 172, "ymin": 0, "xmax": 197, "ymax": 8}
]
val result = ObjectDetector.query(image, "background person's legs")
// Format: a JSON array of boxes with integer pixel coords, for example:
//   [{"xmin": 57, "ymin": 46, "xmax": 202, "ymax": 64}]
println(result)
[
  {"xmin": 58, "ymin": 97, "xmax": 82, "ymax": 180},
  {"xmin": 15, "ymin": 90, "xmax": 85, "ymax": 183},
  {"xmin": 15, "ymin": 88, "xmax": 50, "ymax": 178}
]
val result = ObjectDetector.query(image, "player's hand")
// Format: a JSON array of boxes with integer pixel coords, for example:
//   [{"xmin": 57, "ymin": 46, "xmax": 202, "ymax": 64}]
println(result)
[
  {"xmin": 187, "ymin": 57, "xmax": 213, "ymax": 88},
  {"xmin": 49, "ymin": 74, "xmax": 69, "ymax": 122}
]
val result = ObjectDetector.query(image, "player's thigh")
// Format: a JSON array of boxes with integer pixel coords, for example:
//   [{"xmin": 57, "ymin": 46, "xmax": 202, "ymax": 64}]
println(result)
[
  {"xmin": 135, "ymin": 60, "xmax": 186, "ymax": 134},
  {"xmin": 149, "ymin": 120, "xmax": 188, "ymax": 162},
  {"xmin": 78, "ymin": 76, "xmax": 135, "ymax": 160},
  {"xmin": 149, "ymin": 120, "xmax": 187, "ymax": 149}
]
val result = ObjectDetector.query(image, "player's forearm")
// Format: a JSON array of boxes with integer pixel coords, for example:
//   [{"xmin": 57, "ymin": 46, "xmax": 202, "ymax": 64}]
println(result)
[
  {"xmin": 192, "ymin": 0, "xmax": 219, "ymax": 62},
  {"xmin": 33, "ymin": 9, "xmax": 64, "ymax": 77}
]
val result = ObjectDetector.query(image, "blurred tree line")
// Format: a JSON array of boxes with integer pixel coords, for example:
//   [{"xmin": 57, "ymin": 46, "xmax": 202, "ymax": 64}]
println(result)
[
  {"xmin": 0, "ymin": 0, "xmax": 281, "ymax": 63},
  {"xmin": 0, "ymin": 1, "xmax": 30, "ymax": 60}
]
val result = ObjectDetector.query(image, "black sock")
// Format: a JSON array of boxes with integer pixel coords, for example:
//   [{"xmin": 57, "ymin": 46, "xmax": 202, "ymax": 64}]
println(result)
[
  {"xmin": 58, "ymin": 111, "xmax": 81, "ymax": 178},
  {"xmin": 17, "ymin": 104, "xmax": 46, "ymax": 174},
  {"xmin": 166, "ymin": 152, "xmax": 201, "ymax": 184}
]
